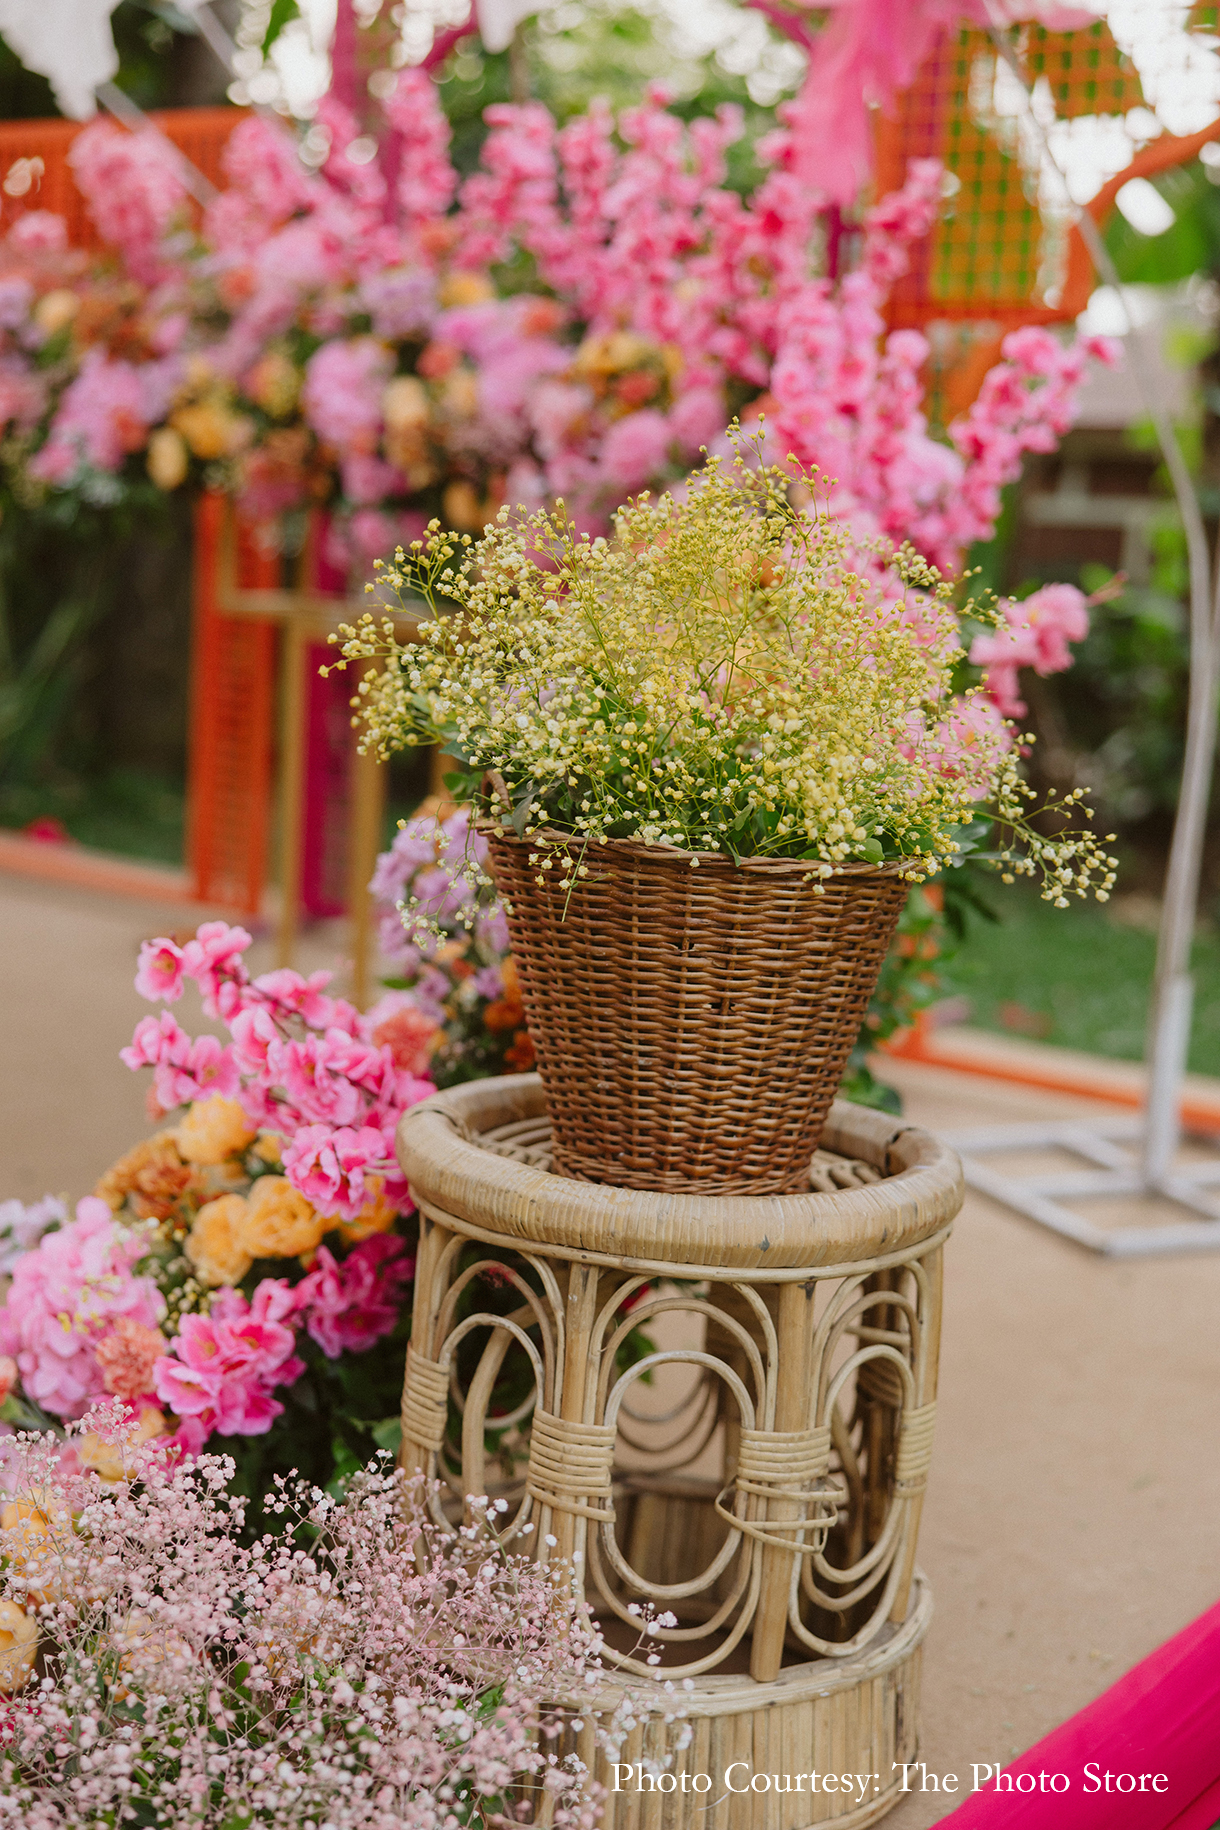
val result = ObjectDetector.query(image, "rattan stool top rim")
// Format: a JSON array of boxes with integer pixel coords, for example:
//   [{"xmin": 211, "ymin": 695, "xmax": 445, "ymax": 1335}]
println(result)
[{"xmin": 396, "ymin": 1075, "xmax": 963, "ymax": 1270}]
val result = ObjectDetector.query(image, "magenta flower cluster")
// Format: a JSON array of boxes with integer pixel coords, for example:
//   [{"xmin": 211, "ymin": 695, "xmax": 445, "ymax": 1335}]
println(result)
[
  {"xmin": 0, "ymin": 64, "xmax": 1113, "ymax": 608},
  {"xmin": 123, "ymin": 921, "xmax": 434, "ymax": 1222},
  {"xmin": 152, "ymin": 1235, "xmax": 411, "ymax": 1454},
  {"xmin": 0, "ymin": 1189, "xmax": 411, "ymax": 1458}
]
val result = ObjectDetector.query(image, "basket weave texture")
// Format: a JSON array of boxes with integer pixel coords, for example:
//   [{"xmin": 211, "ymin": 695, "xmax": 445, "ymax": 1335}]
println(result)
[{"xmin": 484, "ymin": 829, "xmax": 910, "ymax": 1195}]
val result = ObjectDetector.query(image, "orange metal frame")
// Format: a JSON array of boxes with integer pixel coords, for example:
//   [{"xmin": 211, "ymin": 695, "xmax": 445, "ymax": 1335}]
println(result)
[{"xmin": 187, "ymin": 492, "xmax": 278, "ymax": 915}]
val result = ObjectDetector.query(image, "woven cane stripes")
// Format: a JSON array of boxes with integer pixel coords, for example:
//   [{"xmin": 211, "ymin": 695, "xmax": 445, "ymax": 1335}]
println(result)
[
  {"xmin": 525, "ymin": 1410, "xmax": 617, "ymax": 1522},
  {"xmin": 894, "ymin": 1401, "xmax": 938, "ymax": 1496},
  {"xmin": 400, "ymin": 1087, "xmax": 958, "ymax": 1679},
  {"xmin": 401, "ymin": 1345, "xmax": 450, "ymax": 1453},
  {"xmin": 486, "ymin": 831, "xmax": 909, "ymax": 1195}
]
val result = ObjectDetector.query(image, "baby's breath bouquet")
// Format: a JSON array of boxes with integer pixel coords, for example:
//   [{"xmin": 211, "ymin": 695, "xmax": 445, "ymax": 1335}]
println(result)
[
  {"xmin": 333, "ymin": 441, "xmax": 1116, "ymax": 1193},
  {"xmin": 334, "ymin": 441, "xmax": 1114, "ymax": 903}
]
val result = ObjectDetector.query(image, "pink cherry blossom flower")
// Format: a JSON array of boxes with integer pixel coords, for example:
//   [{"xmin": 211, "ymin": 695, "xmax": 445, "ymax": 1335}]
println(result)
[
  {"xmin": 230, "ymin": 1004, "xmax": 280, "ymax": 1074},
  {"xmin": 153, "ymin": 1279, "xmax": 304, "ymax": 1448},
  {"xmin": 121, "ymin": 1010, "xmax": 192, "ymax": 1075},
  {"xmin": 251, "ymin": 968, "xmax": 336, "ymax": 1030},
  {"xmin": 180, "ymin": 921, "xmax": 254, "ymax": 1019},
  {"xmin": 297, "ymin": 1236, "xmax": 414, "ymax": 1359},
  {"xmin": 270, "ymin": 1031, "xmax": 378, "ymax": 1130},
  {"xmin": 134, "ymin": 938, "xmax": 186, "ymax": 1003},
  {"xmin": 281, "ymin": 1124, "xmax": 390, "ymax": 1223}
]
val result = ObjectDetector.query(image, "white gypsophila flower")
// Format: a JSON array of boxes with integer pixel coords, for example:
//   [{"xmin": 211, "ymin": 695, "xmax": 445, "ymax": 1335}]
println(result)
[{"xmin": 333, "ymin": 433, "xmax": 1117, "ymax": 905}]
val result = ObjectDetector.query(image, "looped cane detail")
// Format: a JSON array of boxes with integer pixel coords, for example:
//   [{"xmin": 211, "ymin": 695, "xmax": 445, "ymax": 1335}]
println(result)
[
  {"xmin": 714, "ymin": 1426, "xmax": 838, "ymax": 1554},
  {"xmin": 856, "ymin": 1356, "xmax": 907, "ymax": 1408},
  {"xmin": 894, "ymin": 1401, "xmax": 937, "ymax": 1496},
  {"xmin": 526, "ymin": 1409, "xmax": 618, "ymax": 1522},
  {"xmin": 401, "ymin": 1346, "xmax": 450, "ymax": 1454}
]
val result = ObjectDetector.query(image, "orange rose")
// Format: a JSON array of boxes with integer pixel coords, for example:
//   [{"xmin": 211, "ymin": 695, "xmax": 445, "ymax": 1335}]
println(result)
[
  {"xmin": 0, "ymin": 1602, "xmax": 36, "ymax": 1693},
  {"xmin": 185, "ymin": 1194, "xmax": 253, "ymax": 1288},
  {"xmin": 175, "ymin": 1098, "xmax": 256, "ymax": 1167},
  {"xmin": 95, "ymin": 1132, "xmax": 195, "ymax": 1220},
  {"xmin": 237, "ymin": 1177, "xmax": 327, "ymax": 1261}
]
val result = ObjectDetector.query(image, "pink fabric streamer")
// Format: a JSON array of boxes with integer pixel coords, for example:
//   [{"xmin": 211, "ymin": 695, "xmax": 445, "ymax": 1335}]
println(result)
[
  {"xmin": 938, "ymin": 1597, "xmax": 1220, "ymax": 1827},
  {"xmin": 751, "ymin": 0, "xmax": 1101, "ymax": 204}
]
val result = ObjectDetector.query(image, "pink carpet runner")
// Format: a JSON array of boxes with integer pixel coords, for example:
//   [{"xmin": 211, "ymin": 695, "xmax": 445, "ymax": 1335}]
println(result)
[{"xmin": 936, "ymin": 1598, "xmax": 1220, "ymax": 1827}]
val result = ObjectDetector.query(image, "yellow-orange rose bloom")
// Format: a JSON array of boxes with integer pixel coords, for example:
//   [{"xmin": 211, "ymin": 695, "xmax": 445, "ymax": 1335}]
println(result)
[
  {"xmin": 77, "ymin": 1407, "xmax": 170, "ymax": 1483},
  {"xmin": 0, "ymin": 1601, "xmax": 37, "ymax": 1692},
  {"xmin": 238, "ymin": 1176, "xmax": 327, "ymax": 1260},
  {"xmin": 336, "ymin": 1175, "xmax": 399, "ymax": 1244},
  {"xmin": 176, "ymin": 1097, "xmax": 256, "ymax": 1166},
  {"xmin": 147, "ymin": 425, "xmax": 189, "ymax": 490},
  {"xmin": 186, "ymin": 1194, "xmax": 253, "ymax": 1288},
  {"xmin": 0, "ymin": 1491, "xmax": 70, "ymax": 1605}
]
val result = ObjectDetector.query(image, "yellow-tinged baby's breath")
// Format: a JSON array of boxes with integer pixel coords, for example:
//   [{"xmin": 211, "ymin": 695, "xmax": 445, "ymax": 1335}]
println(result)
[{"xmin": 329, "ymin": 437, "xmax": 1116, "ymax": 902}]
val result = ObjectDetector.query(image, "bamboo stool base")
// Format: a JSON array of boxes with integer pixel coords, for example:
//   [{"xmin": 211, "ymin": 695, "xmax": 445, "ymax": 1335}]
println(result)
[
  {"xmin": 396, "ymin": 1078, "xmax": 963, "ymax": 1828},
  {"xmin": 578, "ymin": 1571, "xmax": 931, "ymax": 1830}
]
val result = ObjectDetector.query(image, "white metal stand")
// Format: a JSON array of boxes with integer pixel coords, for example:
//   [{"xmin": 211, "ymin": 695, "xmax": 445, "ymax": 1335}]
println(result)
[
  {"xmin": 948, "ymin": 29, "xmax": 1220, "ymax": 1257},
  {"xmin": 942, "ymin": 1112, "xmax": 1220, "ymax": 1258}
]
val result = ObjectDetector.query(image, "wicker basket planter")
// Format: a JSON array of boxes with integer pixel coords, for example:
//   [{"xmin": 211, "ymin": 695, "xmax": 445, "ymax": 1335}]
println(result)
[{"xmin": 484, "ymin": 829, "xmax": 910, "ymax": 1195}]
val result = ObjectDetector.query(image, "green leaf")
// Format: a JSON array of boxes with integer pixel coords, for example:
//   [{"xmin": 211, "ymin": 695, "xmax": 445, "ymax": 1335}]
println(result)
[
  {"xmin": 510, "ymin": 786, "xmax": 536, "ymax": 837},
  {"xmin": 861, "ymin": 837, "xmax": 884, "ymax": 864},
  {"xmin": 371, "ymin": 1416, "xmax": 402, "ymax": 1456},
  {"xmin": 261, "ymin": 0, "xmax": 300, "ymax": 55}
]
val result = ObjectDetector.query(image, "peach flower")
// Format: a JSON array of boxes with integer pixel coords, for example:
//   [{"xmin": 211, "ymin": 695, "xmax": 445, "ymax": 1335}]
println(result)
[
  {"xmin": 237, "ymin": 1176, "xmax": 327, "ymax": 1261},
  {"xmin": 175, "ymin": 1097, "xmax": 257, "ymax": 1166},
  {"xmin": 0, "ymin": 1601, "xmax": 37, "ymax": 1692},
  {"xmin": 95, "ymin": 1318, "xmax": 166, "ymax": 1402},
  {"xmin": 185, "ymin": 1194, "xmax": 253, "ymax": 1289}
]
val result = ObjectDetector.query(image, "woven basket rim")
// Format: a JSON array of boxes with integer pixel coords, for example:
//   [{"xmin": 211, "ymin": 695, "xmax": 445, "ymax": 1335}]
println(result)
[
  {"xmin": 479, "ymin": 821, "xmax": 917, "ymax": 880},
  {"xmin": 396, "ymin": 1074, "xmax": 962, "ymax": 1270}
]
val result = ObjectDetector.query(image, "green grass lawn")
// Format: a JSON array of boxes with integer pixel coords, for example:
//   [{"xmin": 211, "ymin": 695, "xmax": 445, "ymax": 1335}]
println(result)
[{"xmin": 946, "ymin": 886, "xmax": 1220, "ymax": 1079}]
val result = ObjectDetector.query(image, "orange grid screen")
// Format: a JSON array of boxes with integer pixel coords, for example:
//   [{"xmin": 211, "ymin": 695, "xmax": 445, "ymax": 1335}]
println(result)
[
  {"xmin": 878, "ymin": 22, "xmax": 1145, "ymax": 329},
  {"xmin": 187, "ymin": 493, "xmax": 277, "ymax": 915},
  {"xmin": 0, "ymin": 108, "xmax": 243, "ymax": 247}
]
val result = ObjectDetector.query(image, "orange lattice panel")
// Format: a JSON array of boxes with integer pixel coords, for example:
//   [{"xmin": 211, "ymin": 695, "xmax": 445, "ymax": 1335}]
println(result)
[
  {"xmin": 0, "ymin": 108, "xmax": 243, "ymax": 248},
  {"xmin": 877, "ymin": 22, "xmax": 1145, "ymax": 328},
  {"xmin": 187, "ymin": 493, "xmax": 278, "ymax": 913}
]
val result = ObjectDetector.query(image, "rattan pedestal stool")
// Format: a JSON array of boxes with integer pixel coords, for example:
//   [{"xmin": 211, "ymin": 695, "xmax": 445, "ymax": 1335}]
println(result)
[{"xmin": 396, "ymin": 1076, "xmax": 963, "ymax": 1830}]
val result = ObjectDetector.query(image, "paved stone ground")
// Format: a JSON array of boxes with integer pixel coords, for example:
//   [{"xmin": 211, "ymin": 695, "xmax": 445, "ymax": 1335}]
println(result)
[{"xmin": 3, "ymin": 871, "xmax": 1218, "ymax": 1828}]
